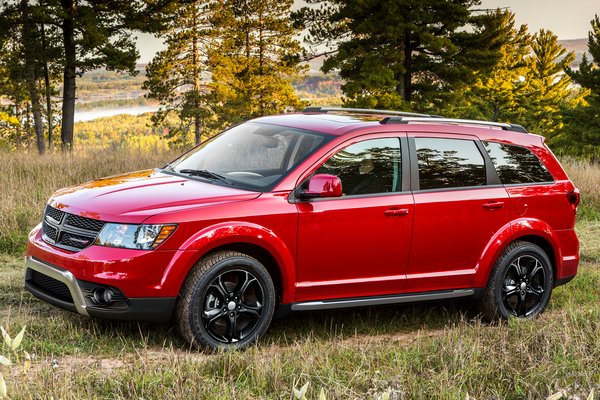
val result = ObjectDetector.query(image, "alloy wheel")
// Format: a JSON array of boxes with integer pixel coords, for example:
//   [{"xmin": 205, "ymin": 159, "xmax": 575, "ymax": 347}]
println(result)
[
  {"xmin": 501, "ymin": 255, "xmax": 547, "ymax": 317},
  {"xmin": 201, "ymin": 269, "xmax": 265, "ymax": 343}
]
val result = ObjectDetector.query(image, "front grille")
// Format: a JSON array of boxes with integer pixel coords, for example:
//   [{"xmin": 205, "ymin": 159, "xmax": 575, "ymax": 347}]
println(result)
[
  {"xmin": 30, "ymin": 269, "xmax": 73, "ymax": 302},
  {"xmin": 60, "ymin": 232, "xmax": 95, "ymax": 248},
  {"xmin": 65, "ymin": 214, "xmax": 104, "ymax": 232},
  {"xmin": 43, "ymin": 222, "xmax": 58, "ymax": 242},
  {"xmin": 45, "ymin": 206, "xmax": 64, "ymax": 223},
  {"xmin": 42, "ymin": 205, "xmax": 106, "ymax": 251}
]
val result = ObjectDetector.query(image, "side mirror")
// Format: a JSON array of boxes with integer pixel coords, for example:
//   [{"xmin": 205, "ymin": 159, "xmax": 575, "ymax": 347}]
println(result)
[{"xmin": 299, "ymin": 174, "xmax": 342, "ymax": 199}]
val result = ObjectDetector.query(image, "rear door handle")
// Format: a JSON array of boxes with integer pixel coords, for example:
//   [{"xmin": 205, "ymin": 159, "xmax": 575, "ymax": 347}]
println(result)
[
  {"xmin": 483, "ymin": 201, "xmax": 505, "ymax": 210},
  {"xmin": 384, "ymin": 208, "xmax": 410, "ymax": 216}
]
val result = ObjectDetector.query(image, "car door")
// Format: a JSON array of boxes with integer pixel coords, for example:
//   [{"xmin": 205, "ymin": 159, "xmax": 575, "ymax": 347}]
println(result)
[
  {"xmin": 406, "ymin": 133, "xmax": 510, "ymax": 292},
  {"xmin": 294, "ymin": 134, "xmax": 414, "ymax": 302}
]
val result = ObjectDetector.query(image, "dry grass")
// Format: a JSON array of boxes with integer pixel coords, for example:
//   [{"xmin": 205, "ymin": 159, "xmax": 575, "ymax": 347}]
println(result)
[
  {"xmin": 0, "ymin": 259, "xmax": 598, "ymax": 399},
  {"xmin": 0, "ymin": 148, "xmax": 178, "ymax": 254},
  {"xmin": 563, "ymin": 159, "xmax": 600, "ymax": 219}
]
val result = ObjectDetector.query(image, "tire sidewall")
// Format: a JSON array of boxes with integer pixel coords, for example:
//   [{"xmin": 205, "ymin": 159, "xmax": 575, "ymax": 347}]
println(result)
[
  {"xmin": 188, "ymin": 255, "xmax": 275, "ymax": 350},
  {"xmin": 494, "ymin": 243, "xmax": 553, "ymax": 319}
]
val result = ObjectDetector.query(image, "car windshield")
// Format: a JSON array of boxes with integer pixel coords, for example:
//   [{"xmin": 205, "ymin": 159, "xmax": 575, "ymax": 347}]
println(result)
[{"xmin": 165, "ymin": 122, "xmax": 330, "ymax": 191}]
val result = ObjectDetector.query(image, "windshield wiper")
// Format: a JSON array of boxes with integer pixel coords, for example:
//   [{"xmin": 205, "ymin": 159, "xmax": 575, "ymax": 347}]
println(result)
[{"xmin": 178, "ymin": 169, "xmax": 235, "ymax": 186}]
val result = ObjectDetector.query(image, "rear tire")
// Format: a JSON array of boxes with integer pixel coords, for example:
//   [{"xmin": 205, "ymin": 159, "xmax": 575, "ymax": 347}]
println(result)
[
  {"xmin": 176, "ymin": 251, "xmax": 276, "ymax": 350},
  {"xmin": 481, "ymin": 241, "xmax": 553, "ymax": 321}
]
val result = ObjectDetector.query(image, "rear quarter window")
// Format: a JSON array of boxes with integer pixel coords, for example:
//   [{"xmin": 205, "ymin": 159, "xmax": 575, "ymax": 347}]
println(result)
[{"xmin": 483, "ymin": 141, "xmax": 553, "ymax": 184}]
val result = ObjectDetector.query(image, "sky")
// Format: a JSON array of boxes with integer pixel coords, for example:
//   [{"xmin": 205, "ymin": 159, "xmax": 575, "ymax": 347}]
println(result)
[{"xmin": 135, "ymin": 0, "xmax": 600, "ymax": 63}]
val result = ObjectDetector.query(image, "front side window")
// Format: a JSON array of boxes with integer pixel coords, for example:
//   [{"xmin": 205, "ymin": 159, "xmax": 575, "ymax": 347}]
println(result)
[
  {"xmin": 168, "ymin": 122, "xmax": 329, "ymax": 191},
  {"xmin": 316, "ymin": 138, "xmax": 401, "ymax": 196},
  {"xmin": 483, "ymin": 141, "xmax": 553, "ymax": 184},
  {"xmin": 415, "ymin": 137, "xmax": 486, "ymax": 190}
]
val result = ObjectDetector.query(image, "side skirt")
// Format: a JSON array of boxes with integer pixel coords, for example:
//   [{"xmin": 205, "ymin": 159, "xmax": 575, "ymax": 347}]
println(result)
[{"xmin": 290, "ymin": 289, "xmax": 476, "ymax": 312}]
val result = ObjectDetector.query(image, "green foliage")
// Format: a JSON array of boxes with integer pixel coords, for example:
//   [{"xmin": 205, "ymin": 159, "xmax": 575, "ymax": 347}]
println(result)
[
  {"xmin": 295, "ymin": 0, "xmax": 507, "ymax": 112},
  {"xmin": 144, "ymin": 1, "xmax": 216, "ymax": 145},
  {"xmin": 524, "ymin": 30, "xmax": 578, "ymax": 137},
  {"xmin": 562, "ymin": 15, "xmax": 600, "ymax": 154},
  {"xmin": 210, "ymin": 0, "xmax": 306, "ymax": 124},
  {"xmin": 144, "ymin": 0, "xmax": 306, "ymax": 144},
  {"xmin": 447, "ymin": 12, "xmax": 581, "ymax": 145}
]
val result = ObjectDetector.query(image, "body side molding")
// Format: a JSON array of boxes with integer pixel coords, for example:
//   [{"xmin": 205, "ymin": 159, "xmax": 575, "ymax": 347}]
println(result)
[{"xmin": 291, "ymin": 289, "xmax": 475, "ymax": 311}]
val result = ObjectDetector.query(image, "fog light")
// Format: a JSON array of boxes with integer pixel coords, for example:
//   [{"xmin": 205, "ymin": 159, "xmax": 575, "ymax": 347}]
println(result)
[{"xmin": 92, "ymin": 288, "xmax": 114, "ymax": 305}]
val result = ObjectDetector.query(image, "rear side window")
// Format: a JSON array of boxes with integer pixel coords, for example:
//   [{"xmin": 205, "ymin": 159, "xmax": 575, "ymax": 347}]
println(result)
[
  {"xmin": 483, "ymin": 142, "xmax": 553, "ymax": 184},
  {"xmin": 415, "ymin": 138, "xmax": 486, "ymax": 190},
  {"xmin": 316, "ymin": 138, "xmax": 401, "ymax": 195}
]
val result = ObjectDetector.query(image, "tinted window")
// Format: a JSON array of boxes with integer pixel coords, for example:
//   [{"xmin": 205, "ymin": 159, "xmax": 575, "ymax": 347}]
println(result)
[
  {"xmin": 316, "ymin": 138, "xmax": 401, "ymax": 195},
  {"xmin": 483, "ymin": 141, "xmax": 553, "ymax": 184},
  {"xmin": 415, "ymin": 138, "xmax": 486, "ymax": 190},
  {"xmin": 169, "ymin": 122, "xmax": 328, "ymax": 191}
]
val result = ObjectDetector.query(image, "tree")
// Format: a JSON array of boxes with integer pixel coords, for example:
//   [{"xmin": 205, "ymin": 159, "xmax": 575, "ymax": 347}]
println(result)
[
  {"xmin": 144, "ymin": 1, "xmax": 215, "ymax": 146},
  {"xmin": 295, "ymin": 0, "xmax": 507, "ymax": 112},
  {"xmin": 39, "ymin": 0, "xmax": 178, "ymax": 151},
  {"xmin": 564, "ymin": 14, "xmax": 600, "ymax": 155},
  {"xmin": 0, "ymin": 1, "xmax": 43, "ymax": 153},
  {"xmin": 21, "ymin": 0, "xmax": 46, "ymax": 154},
  {"xmin": 210, "ymin": 0, "xmax": 306, "ymax": 125},
  {"xmin": 523, "ymin": 29, "xmax": 577, "ymax": 138},
  {"xmin": 447, "ymin": 11, "xmax": 530, "ymax": 121}
]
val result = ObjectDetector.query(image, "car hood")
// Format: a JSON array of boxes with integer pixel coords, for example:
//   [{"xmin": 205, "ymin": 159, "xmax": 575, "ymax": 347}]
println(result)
[{"xmin": 48, "ymin": 169, "xmax": 261, "ymax": 224}]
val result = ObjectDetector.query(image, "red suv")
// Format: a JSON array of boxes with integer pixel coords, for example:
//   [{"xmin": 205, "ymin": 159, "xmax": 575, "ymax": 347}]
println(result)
[{"xmin": 25, "ymin": 107, "xmax": 580, "ymax": 349}]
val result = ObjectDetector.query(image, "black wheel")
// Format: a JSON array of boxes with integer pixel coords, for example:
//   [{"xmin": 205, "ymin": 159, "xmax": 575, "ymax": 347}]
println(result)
[
  {"xmin": 481, "ymin": 241, "xmax": 553, "ymax": 320},
  {"xmin": 176, "ymin": 251, "xmax": 276, "ymax": 350}
]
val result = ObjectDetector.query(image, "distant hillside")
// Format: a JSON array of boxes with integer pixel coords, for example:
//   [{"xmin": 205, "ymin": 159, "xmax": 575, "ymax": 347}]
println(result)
[{"xmin": 559, "ymin": 38, "xmax": 588, "ymax": 67}]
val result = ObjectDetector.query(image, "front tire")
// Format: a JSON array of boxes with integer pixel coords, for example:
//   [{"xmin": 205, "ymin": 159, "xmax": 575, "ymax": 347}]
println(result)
[
  {"xmin": 481, "ymin": 241, "xmax": 553, "ymax": 320},
  {"xmin": 176, "ymin": 251, "xmax": 276, "ymax": 350}
]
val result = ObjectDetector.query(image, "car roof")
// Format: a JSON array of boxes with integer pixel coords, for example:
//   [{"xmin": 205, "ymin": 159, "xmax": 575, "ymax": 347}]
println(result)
[
  {"xmin": 253, "ymin": 113, "xmax": 380, "ymax": 136},
  {"xmin": 252, "ymin": 112, "xmax": 544, "ymax": 148}
]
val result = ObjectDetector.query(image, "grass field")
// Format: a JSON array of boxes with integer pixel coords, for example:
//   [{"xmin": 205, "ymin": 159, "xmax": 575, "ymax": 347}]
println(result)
[{"xmin": 0, "ymin": 150, "xmax": 599, "ymax": 399}]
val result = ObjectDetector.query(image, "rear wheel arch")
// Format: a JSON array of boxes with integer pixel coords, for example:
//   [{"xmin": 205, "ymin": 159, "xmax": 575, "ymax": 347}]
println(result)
[{"xmin": 513, "ymin": 234, "xmax": 556, "ymax": 281}]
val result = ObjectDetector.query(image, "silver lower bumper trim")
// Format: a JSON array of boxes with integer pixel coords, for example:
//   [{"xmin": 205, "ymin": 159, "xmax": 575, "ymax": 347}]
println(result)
[
  {"xmin": 291, "ymin": 289, "xmax": 475, "ymax": 311},
  {"xmin": 25, "ymin": 256, "xmax": 89, "ymax": 316}
]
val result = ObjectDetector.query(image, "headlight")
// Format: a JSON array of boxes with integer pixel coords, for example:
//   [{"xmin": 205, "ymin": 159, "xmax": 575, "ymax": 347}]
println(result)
[{"xmin": 95, "ymin": 223, "xmax": 177, "ymax": 250}]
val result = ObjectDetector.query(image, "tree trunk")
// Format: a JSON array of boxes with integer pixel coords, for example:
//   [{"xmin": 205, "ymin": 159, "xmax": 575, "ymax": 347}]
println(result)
[
  {"xmin": 192, "ymin": 4, "xmax": 201, "ymax": 145},
  {"xmin": 258, "ymin": 7, "xmax": 264, "ymax": 115},
  {"xmin": 21, "ymin": 0, "xmax": 46, "ymax": 155},
  {"xmin": 61, "ymin": 0, "xmax": 76, "ymax": 152},
  {"xmin": 15, "ymin": 104, "xmax": 22, "ymax": 150},
  {"xmin": 396, "ymin": 38, "xmax": 412, "ymax": 103},
  {"xmin": 41, "ymin": 21, "xmax": 54, "ymax": 152}
]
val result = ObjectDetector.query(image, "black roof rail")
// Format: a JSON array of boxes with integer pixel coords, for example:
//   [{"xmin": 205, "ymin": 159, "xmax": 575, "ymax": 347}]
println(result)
[
  {"xmin": 302, "ymin": 106, "xmax": 442, "ymax": 118},
  {"xmin": 380, "ymin": 117, "xmax": 529, "ymax": 133}
]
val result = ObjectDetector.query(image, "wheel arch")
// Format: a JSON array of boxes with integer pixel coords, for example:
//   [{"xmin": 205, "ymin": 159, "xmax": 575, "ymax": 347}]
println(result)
[
  {"xmin": 202, "ymin": 242, "xmax": 283, "ymax": 303},
  {"xmin": 475, "ymin": 218, "xmax": 561, "ymax": 287},
  {"xmin": 512, "ymin": 234, "xmax": 557, "ymax": 281},
  {"xmin": 162, "ymin": 221, "xmax": 296, "ymax": 304}
]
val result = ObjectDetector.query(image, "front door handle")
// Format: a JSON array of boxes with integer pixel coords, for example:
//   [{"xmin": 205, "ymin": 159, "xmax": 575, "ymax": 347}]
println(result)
[
  {"xmin": 483, "ymin": 201, "xmax": 505, "ymax": 210},
  {"xmin": 384, "ymin": 208, "xmax": 410, "ymax": 216}
]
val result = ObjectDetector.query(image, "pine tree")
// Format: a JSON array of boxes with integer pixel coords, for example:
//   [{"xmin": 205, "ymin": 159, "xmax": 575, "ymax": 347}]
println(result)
[
  {"xmin": 36, "ymin": 0, "xmax": 177, "ymax": 151},
  {"xmin": 210, "ymin": 0, "xmax": 305, "ymax": 125},
  {"xmin": 448, "ymin": 11, "xmax": 530, "ymax": 121},
  {"xmin": 523, "ymin": 29, "xmax": 577, "ymax": 138},
  {"xmin": 295, "ymin": 0, "xmax": 506, "ymax": 112},
  {"xmin": 144, "ymin": 1, "xmax": 216, "ymax": 146},
  {"xmin": 564, "ymin": 14, "xmax": 600, "ymax": 155}
]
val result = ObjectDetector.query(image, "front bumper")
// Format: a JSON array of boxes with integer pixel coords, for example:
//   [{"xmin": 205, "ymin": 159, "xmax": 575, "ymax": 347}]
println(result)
[{"xmin": 25, "ymin": 256, "xmax": 176, "ymax": 322}]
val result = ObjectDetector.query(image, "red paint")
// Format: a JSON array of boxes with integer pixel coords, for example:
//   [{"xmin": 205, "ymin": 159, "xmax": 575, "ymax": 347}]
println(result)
[{"xmin": 26, "ymin": 113, "xmax": 579, "ymax": 316}]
